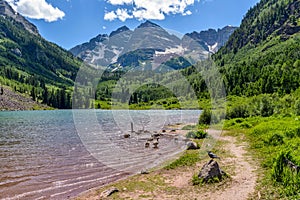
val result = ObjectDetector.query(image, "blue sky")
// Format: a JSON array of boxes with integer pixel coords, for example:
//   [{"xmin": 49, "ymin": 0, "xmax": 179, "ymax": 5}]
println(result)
[{"xmin": 6, "ymin": 0, "xmax": 260, "ymax": 50}]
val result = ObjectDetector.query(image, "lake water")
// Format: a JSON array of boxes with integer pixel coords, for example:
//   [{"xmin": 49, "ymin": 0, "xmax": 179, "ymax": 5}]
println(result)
[{"xmin": 0, "ymin": 110, "xmax": 201, "ymax": 199}]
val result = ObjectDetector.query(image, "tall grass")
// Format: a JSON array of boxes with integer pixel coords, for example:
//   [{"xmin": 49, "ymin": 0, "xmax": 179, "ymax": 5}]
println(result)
[{"xmin": 225, "ymin": 116, "xmax": 300, "ymax": 198}]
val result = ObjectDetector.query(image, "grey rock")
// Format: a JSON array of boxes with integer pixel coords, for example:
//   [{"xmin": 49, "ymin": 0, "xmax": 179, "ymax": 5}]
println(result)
[
  {"xmin": 100, "ymin": 187, "xmax": 119, "ymax": 198},
  {"xmin": 186, "ymin": 141, "xmax": 199, "ymax": 150},
  {"xmin": 198, "ymin": 160, "xmax": 225, "ymax": 183}
]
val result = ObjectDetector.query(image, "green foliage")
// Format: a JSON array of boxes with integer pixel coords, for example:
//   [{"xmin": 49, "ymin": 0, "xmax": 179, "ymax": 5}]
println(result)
[
  {"xmin": 0, "ymin": 15, "xmax": 82, "ymax": 109},
  {"xmin": 186, "ymin": 130, "xmax": 207, "ymax": 139},
  {"xmin": 265, "ymin": 133, "xmax": 284, "ymax": 146},
  {"xmin": 295, "ymin": 99, "xmax": 300, "ymax": 116},
  {"xmin": 213, "ymin": 0, "xmax": 300, "ymax": 97},
  {"xmin": 199, "ymin": 109, "xmax": 211, "ymax": 125},
  {"xmin": 225, "ymin": 115, "xmax": 300, "ymax": 198},
  {"xmin": 182, "ymin": 124, "xmax": 196, "ymax": 130},
  {"xmin": 271, "ymin": 151, "xmax": 300, "ymax": 196},
  {"xmin": 192, "ymin": 174, "xmax": 202, "ymax": 185}
]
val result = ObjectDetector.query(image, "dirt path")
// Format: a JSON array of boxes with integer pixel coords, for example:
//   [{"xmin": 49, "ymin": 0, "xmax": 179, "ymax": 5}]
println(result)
[
  {"xmin": 156, "ymin": 131, "xmax": 258, "ymax": 200},
  {"xmin": 202, "ymin": 132, "xmax": 257, "ymax": 200},
  {"xmin": 76, "ymin": 130, "xmax": 258, "ymax": 200}
]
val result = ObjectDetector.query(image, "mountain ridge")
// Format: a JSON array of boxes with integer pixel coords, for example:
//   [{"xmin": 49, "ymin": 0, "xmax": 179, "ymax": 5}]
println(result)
[
  {"xmin": 70, "ymin": 21, "xmax": 236, "ymax": 69},
  {"xmin": 0, "ymin": 0, "xmax": 39, "ymax": 36}
]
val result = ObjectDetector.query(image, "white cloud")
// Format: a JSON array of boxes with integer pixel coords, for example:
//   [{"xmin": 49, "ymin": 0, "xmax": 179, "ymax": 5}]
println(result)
[
  {"xmin": 115, "ymin": 8, "xmax": 133, "ymax": 21},
  {"xmin": 105, "ymin": 0, "xmax": 197, "ymax": 21},
  {"xmin": 5, "ymin": 0, "xmax": 65, "ymax": 22},
  {"xmin": 104, "ymin": 8, "xmax": 133, "ymax": 22},
  {"xmin": 106, "ymin": 0, "xmax": 133, "ymax": 5},
  {"xmin": 104, "ymin": 10, "xmax": 117, "ymax": 21}
]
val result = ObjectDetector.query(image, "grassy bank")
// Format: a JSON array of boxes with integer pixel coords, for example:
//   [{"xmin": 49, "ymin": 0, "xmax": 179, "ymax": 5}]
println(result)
[{"xmin": 224, "ymin": 116, "xmax": 300, "ymax": 199}]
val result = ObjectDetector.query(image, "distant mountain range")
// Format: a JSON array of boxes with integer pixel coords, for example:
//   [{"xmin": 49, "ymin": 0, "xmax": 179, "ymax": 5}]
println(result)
[
  {"xmin": 70, "ymin": 21, "xmax": 237, "ymax": 70},
  {"xmin": 185, "ymin": 26, "xmax": 237, "ymax": 53}
]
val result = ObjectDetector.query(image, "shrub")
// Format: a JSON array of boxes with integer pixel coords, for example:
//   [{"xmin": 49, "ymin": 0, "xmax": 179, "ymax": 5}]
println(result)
[
  {"xmin": 199, "ymin": 109, "xmax": 211, "ymax": 125},
  {"xmin": 182, "ymin": 125, "xmax": 196, "ymax": 130},
  {"xmin": 266, "ymin": 133, "xmax": 284, "ymax": 146},
  {"xmin": 284, "ymin": 127, "xmax": 300, "ymax": 138},
  {"xmin": 227, "ymin": 104, "xmax": 250, "ymax": 119},
  {"xmin": 260, "ymin": 95, "xmax": 274, "ymax": 117},
  {"xmin": 271, "ymin": 151, "xmax": 300, "ymax": 196},
  {"xmin": 295, "ymin": 99, "xmax": 300, "ymax": 116},
  {"xmin": 186, "ymin": 130, "xmax": 207, "ymax": 139}
]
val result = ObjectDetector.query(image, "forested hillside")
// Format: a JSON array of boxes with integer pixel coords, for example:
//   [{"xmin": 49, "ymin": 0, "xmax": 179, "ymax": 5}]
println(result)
[
  {"xmin": 211, "ymin": 0, "xmax": 300, "ymax": 198},
  {"xmin": 0, "ymin": 1, "xmax": 82, "ymax": 109},
  {"xmin": 213, "ymin": 0, "xmax": 300, "ymax": 96}
]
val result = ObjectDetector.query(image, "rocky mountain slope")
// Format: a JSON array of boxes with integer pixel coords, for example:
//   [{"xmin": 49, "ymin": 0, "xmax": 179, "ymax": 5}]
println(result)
[
  {"xmin": 70, "ymin": 21, "xmax": 235, "ymax": 70},
  {"xmin": 0, "ymin": 0, "xmax": 39, "ymax": 35},
  {"xmin": 185, "ymin": 26, "xmax": 237, "ymax": 53}
]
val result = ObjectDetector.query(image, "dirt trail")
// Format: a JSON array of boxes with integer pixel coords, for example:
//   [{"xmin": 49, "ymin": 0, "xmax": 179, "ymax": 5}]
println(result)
[
  {"xmin": 202, "ymin": 132, "xmax": 257, "ymax": 200},
  {"xmin": 159, "ymin": 130, "xmax": 258, "ymax": 200}
]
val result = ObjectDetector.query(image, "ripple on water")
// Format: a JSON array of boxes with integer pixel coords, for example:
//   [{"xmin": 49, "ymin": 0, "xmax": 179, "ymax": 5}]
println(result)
[{"xmin": 0, "ymin": 110, "xmax": 201, "ymax": 199}]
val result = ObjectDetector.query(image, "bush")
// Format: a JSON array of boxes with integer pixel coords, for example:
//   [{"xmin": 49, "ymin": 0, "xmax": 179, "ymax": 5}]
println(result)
[
  {"xmin": 295, "ymin": 99, "xmax": 300, "ymax": 116},
  {"xmin": 271, "ymin": 151, "xmax": 300, "ymax": 196},
  {"xmin": 265, "ymin": 133, "xmax": 284, "ymax": 146},
  {"xmin": 186, "ymin": 130, "xmax": 207, "ymax": 139},
  {"xmin": 227, "ymin": 104, "xmax": 250, "ymax": 119},
  {"xmin": 182, "ymin": 125, "xmax": 196, "ymax": 130},
  {"xmin": 199, "ymin": 109, "xmax": 211, "ymax": 125},
  {"xmin": 284, "ymin": 127, "xmax": 300, "ymax": 138}
]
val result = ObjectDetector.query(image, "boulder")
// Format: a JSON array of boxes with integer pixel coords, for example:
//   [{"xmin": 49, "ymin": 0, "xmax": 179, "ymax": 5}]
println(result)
[
  {"xmin": 186, "ymin": 141, "xmax": 199, "ymax": 150},
  {"xmin": 100, "ymin": 187, "xmax": 119, "ymax": 198},
  {"xmin": 198, "ymin": 160, "xmax": 225, "ymax": 183}
]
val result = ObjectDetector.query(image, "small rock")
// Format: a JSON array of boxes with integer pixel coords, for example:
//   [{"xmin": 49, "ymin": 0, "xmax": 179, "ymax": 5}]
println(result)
[
  {"xmin": 100, "ymin": 187, "xmax": 119, "ymax": 198},
  {"xmin": 186, "ymin": 141, "xmax": 199, "ymax": 150},
  {"xmin": 152, "ymin": 133, "xmax": 161, "ymax": 137},
  {"xmin": 141, "ymin": 170, "xmax": 149, "ymax": 174},
  {"xmin": 145, "ymin": 141, "xmax": 150, "ymax": 148}
]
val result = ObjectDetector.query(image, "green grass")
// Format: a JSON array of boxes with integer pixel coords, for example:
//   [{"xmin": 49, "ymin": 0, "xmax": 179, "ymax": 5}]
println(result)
[
  {"xmin": 164, "ymin": 149, "xmax": 201, "ymax": 170},
  {"xmin": 225, "ymin": 115, "xmax": 300, "ymax": 199}
]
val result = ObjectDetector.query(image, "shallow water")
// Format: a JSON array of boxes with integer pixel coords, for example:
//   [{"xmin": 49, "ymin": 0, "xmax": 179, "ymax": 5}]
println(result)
[{"xmin": 0, "ymin": 110, "xmax": 200, "ymax": 199}]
